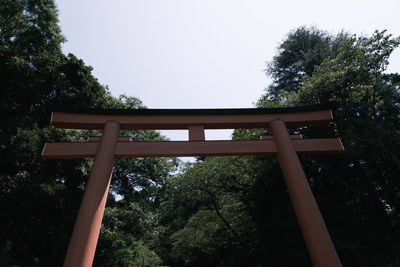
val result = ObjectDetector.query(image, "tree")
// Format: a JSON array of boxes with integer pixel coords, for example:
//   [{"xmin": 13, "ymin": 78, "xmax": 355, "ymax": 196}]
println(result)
[
  {"xmin": 261, "ymin": 29, "xmax": 400, "ymax": 266},
  {"xmin": 94, "ymin": 202, "xmax": 163, "ymax": 267},
  {"xmin": 0, "ymin": 1, "xmax": 175, "ymax": 265},
  {"xmin": 156, "ymin": 156, "xmax": 312, "ymax": 266},
  {"xmin": 261, "ymin": 26, "xmax": 346, "ymax": 101}
]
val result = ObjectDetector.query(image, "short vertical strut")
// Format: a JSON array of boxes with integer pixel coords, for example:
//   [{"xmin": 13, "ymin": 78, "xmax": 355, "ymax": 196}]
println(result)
[
  {"xmin": 188, "ymin": 125, "xmax": 205, "ymax": 141},
  {"xmin": 270, "ymin": 119, "xmax": 341, "ymax": 267},
  {"xmin": 63, "ymin": 121, "xmax": 120, "ymax": 267}
]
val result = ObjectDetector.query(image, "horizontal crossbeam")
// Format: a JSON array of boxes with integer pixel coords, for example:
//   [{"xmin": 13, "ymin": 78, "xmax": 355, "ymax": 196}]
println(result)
[
  {"xmin": 42, "ymin": 138, "xmax": 344, "ymax": 159},
  {"xmin": 51, "ymin": 109, "xmax": 333, "ymax": 130}
]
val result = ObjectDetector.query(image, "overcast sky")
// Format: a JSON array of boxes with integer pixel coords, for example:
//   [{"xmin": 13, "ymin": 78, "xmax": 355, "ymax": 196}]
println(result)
[{"xmin": 55, "ymin": 0, "xmax": 400, "ymax": 141}]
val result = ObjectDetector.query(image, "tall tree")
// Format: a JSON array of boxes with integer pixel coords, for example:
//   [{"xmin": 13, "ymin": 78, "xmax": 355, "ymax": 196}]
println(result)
[
  {"xmin": 262, "ymin": 29, "xmax": 400, "ymax": 266},
  {"xmin": 261, "ymin": 26, "xmax": 346, "ymax": 101},
  {"xmin": 0, "ymin": 1, "xmax": 175, "ymax": 266}
]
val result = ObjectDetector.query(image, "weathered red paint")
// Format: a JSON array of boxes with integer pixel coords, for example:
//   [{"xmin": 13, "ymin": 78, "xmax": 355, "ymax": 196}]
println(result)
[
  {"xmin": 270, "ymin": 120, "xmax": 341, "ymax": 267},
  {"xmin": 63, "ymin": 121, "xmax": 120, "ymax": 267},
  {"xmin": 50, "ymin": 109, "xmax": 333, "ymax": 129},
  {"xmin": 42, "ymin": 138, "xmax": 343, "ymax": 159},
  {"xmin": 188, "ymin": 125, "xmax": 205, "ymax": 141}
]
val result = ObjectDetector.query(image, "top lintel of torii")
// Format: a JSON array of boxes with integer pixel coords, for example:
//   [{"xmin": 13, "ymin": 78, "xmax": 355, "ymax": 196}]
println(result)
[{"xmin": 49, "ymin": 103, "xmax": 336, "ymax": 130}]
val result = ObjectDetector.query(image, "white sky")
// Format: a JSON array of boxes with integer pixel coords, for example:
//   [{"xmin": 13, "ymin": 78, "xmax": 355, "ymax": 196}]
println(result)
[{"xmin": 55, "ymin": 0, "xmax": 400, "ymax": 142}]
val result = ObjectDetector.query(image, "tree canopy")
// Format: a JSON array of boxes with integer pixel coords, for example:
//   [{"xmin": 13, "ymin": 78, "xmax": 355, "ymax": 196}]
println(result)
[{"xmin": 0, "ymin": 1, "xmax": 176, "ymax": 266}]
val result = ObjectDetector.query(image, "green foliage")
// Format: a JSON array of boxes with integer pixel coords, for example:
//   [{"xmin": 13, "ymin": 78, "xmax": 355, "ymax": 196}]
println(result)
[
  {"xmin": 264, "ymin": 26, "xmax": 346, "ymax": 100},
  {"xmin": 95, "ymin": 231, "xmax": 163, "ymax": 267},
  {"xmin": 0, "ymin": 0, "xmax": 175, "ymax": 266},
  {"xmin": 258, "ymin": 29, "xmax": 400, "ymax": 266},
  {"xmin": 94, "ymin": 203, "xmax": 164, "ymax": 267},
  {"xmin": 156, "ymin": 157, "xmax": 311, "ymax": 266},
  {"xmin": 295, "ymin": 31, "xmax": 400, "ymax": 104}
]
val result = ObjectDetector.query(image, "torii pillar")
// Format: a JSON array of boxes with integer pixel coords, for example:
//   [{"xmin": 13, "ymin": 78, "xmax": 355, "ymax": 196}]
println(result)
[
  {"xmin": 42, "ymin": 103, "xmax": 343, "ymax": 267},
  {"xmin": 63, "ymin": 121, "xmax": 120, "ymax": 267}
]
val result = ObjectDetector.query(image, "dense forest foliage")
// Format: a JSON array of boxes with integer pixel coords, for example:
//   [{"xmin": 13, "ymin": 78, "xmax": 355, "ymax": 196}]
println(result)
[{"xmin": 1, "ymin": 1, "xmax": 400, "ymax": 266}]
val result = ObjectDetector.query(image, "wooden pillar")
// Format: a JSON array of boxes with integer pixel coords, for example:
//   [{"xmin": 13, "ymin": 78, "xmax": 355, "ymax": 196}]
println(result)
[
  {"xmin": 270, "ymin": 119, "xmax": 341, "ymax": 267},
  {"xmin": 63, "ymin": 121, "xmax": 120, "ymax": 267}
]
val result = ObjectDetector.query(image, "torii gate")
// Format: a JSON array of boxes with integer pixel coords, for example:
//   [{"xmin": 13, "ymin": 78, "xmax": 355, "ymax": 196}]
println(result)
[{"xmin": 42, "ymin": 103, "xmax": 344, "ymax": 267}]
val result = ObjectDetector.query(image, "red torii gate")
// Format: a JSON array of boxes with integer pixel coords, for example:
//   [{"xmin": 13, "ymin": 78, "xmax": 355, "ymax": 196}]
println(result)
[{"xmin": 42, "ymin": 103, "xmax": 344, "ymax": 267}]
